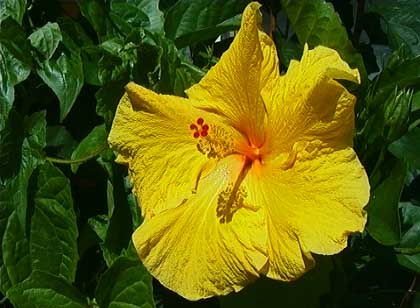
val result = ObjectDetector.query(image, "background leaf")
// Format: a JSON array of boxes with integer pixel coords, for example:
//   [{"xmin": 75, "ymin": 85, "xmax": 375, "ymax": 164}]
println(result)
[
  {"xmin": 70, "ymin": 124, "xmax": 107, "ymax": 173},
  {"xmin": 281, "ymin": 0, "xmax": 367, "ymax": 82},
  {"xmin": 389, "ymin": 127, "xmax": 420, "ymax": 169},
  {"xmin": 367, "ymin": 159, "xmax": 406, "ymax": 245},
  {"xmin": 0, "ymin": 112, "xmax": 47, "ymax": 294},
  {"xmin": 109, "ymin": 0, "xmax": 164, "ymax": 35},
  {"xmin": 36, "ymin": 51, "xmax": 84, "ymax": 121},
  {"xmin": 368, "ymin": 0, "xmax": 420, "ymax": 56},
  {"xmin": 0, "ymin": 0, "xmax": 27, "ymax": 25},
  {"xmin": 30, "ymin": 162, "xmax": 79, "ymax": 282},
  {"xmin": 2, "ymin": 212, "xmax": 31, "ymax": 287},
  {"xmin": 0, "ymin": 18, "xmax": 32, "ymax": 127},
  {"xmin": 76, "ymin": 0, "xmax": 119, "ymax": 40},
  {"xmin": 221, "ymin": 257, "xmax": 332, "ymax": 308},
  {"xmin": 96, "ymin": 255, "xmax": 155, "ymax": 308},
  {"xmin": 164, "ymin": 0, "xmax": 249, "ymax": 47},
  {"xmin": 397, "ymin": 202, "xmax": 420, "ymax": 272},
  {"xmin": 29, "ymin": 22, "xmax": 62, "ymax": 60},
  {"xmin": 6, "ymin": 270, "xmax": 87, "ymax": 308}
]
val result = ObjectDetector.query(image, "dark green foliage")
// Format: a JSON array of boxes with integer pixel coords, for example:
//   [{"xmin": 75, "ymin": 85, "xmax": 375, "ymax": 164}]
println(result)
[{"xmin": 1, "ymin": 0, "xmax": 420, "ymax": 307}]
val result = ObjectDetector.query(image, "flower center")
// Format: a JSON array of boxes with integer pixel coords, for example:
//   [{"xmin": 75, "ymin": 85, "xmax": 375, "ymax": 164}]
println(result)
[
  {"xmin": 189, "ymin": 118, "xmax": 262, "ymax": 222},
  {"xmin": 189, "ymin": 117, "xmax": 266, "ymax": 164},
  {"xmin": 236, "ymin": 140, "xmax": 265, "ymax": 164},
  {"xmin": 189, "ymin": 118, "xmax": 235, "ymax": 159},
  {"xmin": 245, "ymin": 144, "xmax": 263, "ymax": 162}
]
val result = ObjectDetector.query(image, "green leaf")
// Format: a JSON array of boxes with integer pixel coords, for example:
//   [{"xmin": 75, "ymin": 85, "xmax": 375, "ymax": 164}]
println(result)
[
  {"xmin": 109, "ymin": 1, "xmax": 150, "ymax": 35},
  {"xmin": 0, "ymin": 111, "xmax": 47, "ymax": 227},
  {"xmin": 0, "ymin": 109, "xmax": 24, "ymax": 181},
  {"xmin": 164, "ymin": 0, "xmax": 248, "ymax": 47},
  {"xmin": 134, "ymin": 0, "xmax": 164, "ymax": 33},
  {"xmin": 70, "ymin": 124, "xmax": 107, "ymax": 173},
  {"xmin": 6, "ymin": 270, "xmax": 87, "ymax": 308},
  {"xmin": 281, "ymin": 0, "xmax": 367, "ymax": 82},
  {"xmin": 28, "ymin": 21, "xmax": 85, "ymax": 122},
  {"xmin": 221, "ymin": 257, "xmax": 332, "ymax": 308},
  {"xmin": 0, "ymin": 0, "xmax": 27, "ymax": 25},
  {"xmin": 46, "ymin": 125, "xmax": 77, "ymax": 159},
  {"xmin": 30, "ymin": 162, "xmax": 79, "ymax": 282},
  {"xmin": 367, "ymin": 159, "xmax": 407, "ymax": 245},
  {"xmin": 58, "ymin": 17, "xmax": 93, "ymax": 51},
  {"xmin": 2, "ymin": 211, "xmax": 31, "ymax": 287},
  {"xmin": 36, "ymin": 51, "xmax": 84, "ymax": 121},
  {"xmin": 0, "ymin": 112, "xmax": 46, "ymax": 293},
  {"xmin": 413, "ymin": 90, "xmax": 420, "ymax": 112},
  {"xmin": 95, "ymin": 81, "xmax": 125, "ymax": 126},
  {"xmin": 400, "ymin": 202, "xmax": 420, "ymax": 227},
  {"xmin": 88, "ymin": 181, "xmax": 117, "ymax": 266},
  {"xmin": 88, "ymin": 214, "xmax": 109, "ymax": 243},
  {"xmin": 29, "ymin": 22, "xmax": 62, "ymax": 60},
  {"xmin": 275, "ymin": 34, "xmax": 302, "ymax": 68},
  {"xmin": 146, "ymin": 34, "xmax": 204, "ymax": 95},
  {"xmin": 368, "ymin": 0, "xmax": 420, "ymax": 56},
  {"xmin": 0, "ymin": 19, "xmax": 32, "ymax": 87},
  {"xmin": 375, "ymin": 53, "xmax": 420, "ymax": 93},
  {"xmin": 396, "ymin": 202, "xmax": 420, "ymax": 273},
  {"xmin": 96, "ymin": 256, "xmax": 155, "ymax": 308},
  {"xmin": 0, "ymin": 189, "xmax": 15, "ymax": 290},
  {"xmin": 82, "ymin": 52, "xmax": 103, "ymax": 86},
  {"xmin": 146, "ymin": 35, "xmax": 176, "ymax": 93},
  {"xmin": 0, "ymin": 18, "xmax": 32, "ymax": 126},
  {"xmin": 0, "ymin": 47, "xmax": 15, "ymax": 116},
  {"xmin": 102, "ymin": 167, "xmax": 133, "ymax": 266},
  {"xmin": 24, "ymin": 111, "xmax": 48, "ymax": 156},
  {"xmin": 389, "ymin": 127, "xmax": 420, "ymax": 170},
  {"xmin": 95, "ymin": 38, "xmax": 138, "ymax": 84},
  {"xmin": 76, "ymin": 0, "xmax": 118, "ymax": 40},
  {"xmin": 173, "ymin": 62, "xmax": 206, "ymax": 96},
  {"xmin": 356, "ymin": 52, "xmax": 415, "ymax": 175}
]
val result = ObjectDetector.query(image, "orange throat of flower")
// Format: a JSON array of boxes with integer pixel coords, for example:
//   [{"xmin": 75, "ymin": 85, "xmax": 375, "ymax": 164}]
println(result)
[{"xmin": 241, "ymin": 143, "xmax": 263, "ymax": 162}]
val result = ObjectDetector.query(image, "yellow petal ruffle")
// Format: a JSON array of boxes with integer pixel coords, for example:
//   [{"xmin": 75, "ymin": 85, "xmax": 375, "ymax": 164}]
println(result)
[{"xmin": 244, "ymin": 148, "xmax": 368, "ymax": 280}]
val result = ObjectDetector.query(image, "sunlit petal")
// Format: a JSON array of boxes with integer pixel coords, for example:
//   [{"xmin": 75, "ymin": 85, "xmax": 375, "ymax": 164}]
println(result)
[{"xmin": 133, "ymin": 155, "xmax": 268, "ymax": 300}]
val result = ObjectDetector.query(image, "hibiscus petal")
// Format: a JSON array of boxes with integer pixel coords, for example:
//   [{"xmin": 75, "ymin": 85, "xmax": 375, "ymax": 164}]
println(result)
[
  {"xmin": 265, "ymin": 45, "xmax": 361, "ymax": 157},
  {"xmin": 284, "ymin": 148, "xmax": 369, "ymax": 255},
  {"xmin": 133, "ymin": 155, "xmax": 268, "ymax": 300},
  {"xmin": 259, "ymin": 30, "xmax": 280, "ymax": 88},
  {"xmin": 186, "ymin": 2, "xmax": 275, "ymax": 147},
  {"xmin": 108, "ymin": 82, "xmax": 241, "ymax": 219},
  {"xmin": 245, "ymin": 147, "xmax": 368, "ymax": 280},
  {"xmin": 244, "ymin": 166, "xmax": 314, "ymax": 280}
]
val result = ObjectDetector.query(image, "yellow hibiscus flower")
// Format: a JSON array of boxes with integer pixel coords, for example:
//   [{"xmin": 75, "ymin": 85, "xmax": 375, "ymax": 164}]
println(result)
[{"xmin": 108, "ymin": 1, "xmax": 370, "ymax": 301}]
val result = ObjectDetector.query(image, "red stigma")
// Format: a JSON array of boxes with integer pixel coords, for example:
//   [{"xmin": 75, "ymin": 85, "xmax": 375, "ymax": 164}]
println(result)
[{"xmin": 190, "ymin": 117, "xmax": 209, "ymax": 138}]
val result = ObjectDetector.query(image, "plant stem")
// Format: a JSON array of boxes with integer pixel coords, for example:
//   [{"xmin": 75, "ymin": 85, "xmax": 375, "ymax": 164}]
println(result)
[
  {"xmin": 399, "ymin": 276, "xmax": 417, "ymax": 308},
  {"xmin": 45, "ymin": 145, "xmax": 107, "ymax": 164}
]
